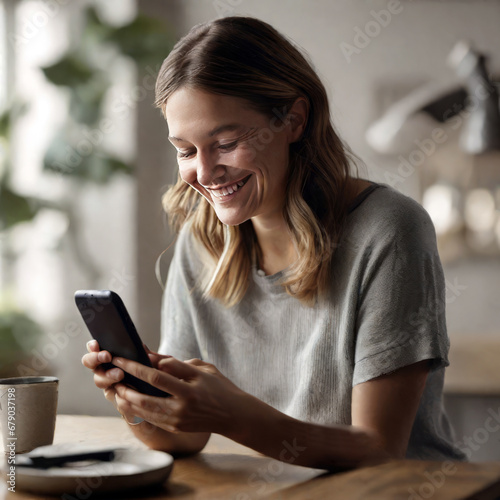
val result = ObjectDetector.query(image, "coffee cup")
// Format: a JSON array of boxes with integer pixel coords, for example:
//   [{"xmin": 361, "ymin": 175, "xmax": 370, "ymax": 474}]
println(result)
[{"xmin": 0, "ymin": 376, "xmax": 59, "ymax": 455}]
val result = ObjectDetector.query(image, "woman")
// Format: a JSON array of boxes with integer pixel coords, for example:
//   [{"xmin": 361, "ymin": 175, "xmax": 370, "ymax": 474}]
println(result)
[{"xmin": 82, "ymin": 16, "xmax": 465, "ymax": 469}]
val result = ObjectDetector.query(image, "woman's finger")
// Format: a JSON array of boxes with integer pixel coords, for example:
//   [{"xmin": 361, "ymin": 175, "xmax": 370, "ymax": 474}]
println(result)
[
  {"xmin": 87, "ymin": 340, "xmax": 99, "ymax": 353},
  {"xmin": 93, "ymin": 366, "xmax": 124, "ymax": 389},
  {"xmin": 183, "ymin": 358, "xmax": 218, "ymax": 374},
  {"xmin": 81, "ymin": 350, "xmax": 112, "ymax": 370},
  {"xmin": 114, "ymin": 383, "xmax": 170, "ymax": 414},
  {"xmin": 147, "ymin": 352, "xmax": 172, "ymax": 368},
  {"xmin": 82, "ymin": 352, "xmax": 101, "ymax": 369},
  {"xmin": 112, "ymin": 356, "xmax": 188, "ymax": 396},
  {"xmin": 183, "ymin": 357, "xmax": 203, "ymax": 365},
  {"xmin": 103, "ymin": 386, "xmax": 117, "ymax": 404},
  {"xmin": 159, "ymin": 357, "xmax": 202, "ymax": 379},
  {"xmin": 115, "ymin": 388, "xmax": 178, "ymax": 433},
  {"xmin": 145, "ymin": 345, "xmax": 173, "ymax": 368}
]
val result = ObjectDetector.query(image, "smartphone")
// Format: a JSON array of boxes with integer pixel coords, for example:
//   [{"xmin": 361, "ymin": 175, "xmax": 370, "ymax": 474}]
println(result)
[{"xmin": 75, "ymin": 290, "xmax": 170, "ymax": 398}]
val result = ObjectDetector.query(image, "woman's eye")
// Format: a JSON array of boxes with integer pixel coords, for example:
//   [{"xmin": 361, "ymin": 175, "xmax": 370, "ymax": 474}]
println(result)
[
  {"xmin": 218, "ymin": 141, "xmax": 238, "ymax": 152},
  {"xmin": 177, "ymin": 150, "xmax": 195, "ymax": 159}
]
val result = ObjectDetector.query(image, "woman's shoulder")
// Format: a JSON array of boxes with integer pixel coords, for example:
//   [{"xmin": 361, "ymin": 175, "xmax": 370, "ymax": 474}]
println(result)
[{"xmin": 346, "ymin": 182, "xmax": 437, "ymax": 247}]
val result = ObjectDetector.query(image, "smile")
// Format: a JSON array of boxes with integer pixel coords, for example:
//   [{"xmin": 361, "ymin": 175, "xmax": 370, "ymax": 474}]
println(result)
[{"xmin": 209, "ymin": 175, "xmax": 251, "ymax": 199}]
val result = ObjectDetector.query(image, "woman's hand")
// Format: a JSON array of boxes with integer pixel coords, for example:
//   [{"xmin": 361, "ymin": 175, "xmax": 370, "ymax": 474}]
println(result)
[
  {"xmin": 81, "ymin": 340, "xmax": 121, "ymax": 410},
  {"xmin": 80, "ymin": 340, "xmax": 172, "ymax": 418},
  {"xmin": 112, "ymin": 356, "xmax": 251, "ymax": 436}
]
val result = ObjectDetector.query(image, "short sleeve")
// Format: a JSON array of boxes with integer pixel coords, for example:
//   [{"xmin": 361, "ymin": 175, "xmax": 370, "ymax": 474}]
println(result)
[
  {"xmin": 352, "ymin": 195, "xmax": 450, "ymax": 386},
  {"xmin": 159, "ymin": 226, "xmax": 202, "ymax": 361}
]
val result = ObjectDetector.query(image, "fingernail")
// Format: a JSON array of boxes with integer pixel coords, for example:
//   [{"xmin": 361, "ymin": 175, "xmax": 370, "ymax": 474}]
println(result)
[
  {"xmin": 109, "ymin": 369, "xmax": 122, "ymax": 380},
  {"xmin": 98, "ymin": 352, "xmax": 107, "ymax": 362}
]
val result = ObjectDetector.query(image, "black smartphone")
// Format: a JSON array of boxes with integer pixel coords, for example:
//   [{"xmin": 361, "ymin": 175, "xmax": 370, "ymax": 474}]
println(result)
[{"xmin": 74, "ymin": 290, "xmax": 170, "ymax": 398}]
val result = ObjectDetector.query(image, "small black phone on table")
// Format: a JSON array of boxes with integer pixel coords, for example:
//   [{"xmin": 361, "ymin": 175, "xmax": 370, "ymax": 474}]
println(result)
[{"xmin": 74, "ymin": 290, "xmax": 170, "ymax": 398}]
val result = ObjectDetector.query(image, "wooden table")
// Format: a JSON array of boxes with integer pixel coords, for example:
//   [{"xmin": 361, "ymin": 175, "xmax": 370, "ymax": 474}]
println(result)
[{"xmin": 1, "ymin": 415, "xmax": 500, "ymax": 499}]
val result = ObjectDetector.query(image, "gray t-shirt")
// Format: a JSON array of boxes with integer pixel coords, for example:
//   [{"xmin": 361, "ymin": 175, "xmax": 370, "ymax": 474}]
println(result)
[{"xmin": 159, "ymin": 183, "xmax": 466, "ymax": 461}]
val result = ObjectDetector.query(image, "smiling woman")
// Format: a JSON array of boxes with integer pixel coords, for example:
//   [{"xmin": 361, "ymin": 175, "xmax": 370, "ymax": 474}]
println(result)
[
  {"xmin": 165, "ymin": 88, "xmax": 298, "ymax": 229},
  {"xmin": 82, "ymin": 16, "xmax": 467, "ymax": 470},
  {"xmin": 155, "ymin": 17, "xmax": 363, "ymax": 307}
]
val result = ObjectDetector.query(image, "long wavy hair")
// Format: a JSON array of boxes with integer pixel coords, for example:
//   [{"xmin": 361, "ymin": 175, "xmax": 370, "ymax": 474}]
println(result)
[{"xmin": 155, "ymin": 16, "xmax": 360, "ymax": 307}]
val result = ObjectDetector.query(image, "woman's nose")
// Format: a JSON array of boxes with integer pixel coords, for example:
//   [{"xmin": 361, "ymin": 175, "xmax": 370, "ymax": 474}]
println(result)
[{"xmin": 196, "ymin": 150, "xmax": 225, "ymax": 187}]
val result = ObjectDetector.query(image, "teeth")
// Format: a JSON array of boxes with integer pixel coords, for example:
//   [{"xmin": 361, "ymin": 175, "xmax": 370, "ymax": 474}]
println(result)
[{"xmin": 211, "ymin": 177, "xmax": 247, "ymax": 199}]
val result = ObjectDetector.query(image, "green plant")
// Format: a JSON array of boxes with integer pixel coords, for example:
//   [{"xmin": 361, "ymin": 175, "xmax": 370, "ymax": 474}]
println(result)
[
  {"xmin": 41, "ymin": 6, "xmax": 174, "ymax": 183},
  {"xmin": 0, "ymin": 5, "xmax": 174, "ymax": 374},
  {"xmin": 0, "ymin": 103, "xmax": 41, "ymax": 376},
  {"xmin": 0, "ymin": 309, "xmax": 42, "ymax": 377}
]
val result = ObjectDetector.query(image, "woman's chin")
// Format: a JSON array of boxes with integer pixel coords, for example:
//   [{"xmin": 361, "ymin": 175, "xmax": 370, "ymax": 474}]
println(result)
[{"xmin": 214, "ymin": 211, "xmax": 249, "ymax": 227}]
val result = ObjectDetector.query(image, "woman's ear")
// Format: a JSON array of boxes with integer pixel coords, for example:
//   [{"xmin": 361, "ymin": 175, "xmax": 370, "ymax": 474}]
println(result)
[{"xmin": 287, "ymin": 97, "xmax": 309, "ymax": 143}]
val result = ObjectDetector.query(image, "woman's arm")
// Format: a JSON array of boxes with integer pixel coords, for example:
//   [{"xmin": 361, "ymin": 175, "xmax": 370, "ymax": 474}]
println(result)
[
  {"xmin": 351, "ymin": 359, "xmax": 430, "ymax": 458},
  {"xmin": 230, "ymin": 359, "xmax": 430, "ymax": 469},
  {"xmin": 222, "ymin": 391, "xmax": 387, "ymax": 470},
  {"xmin": 111, "ymin": 356, "xmax": 430, "ymax": 470}
]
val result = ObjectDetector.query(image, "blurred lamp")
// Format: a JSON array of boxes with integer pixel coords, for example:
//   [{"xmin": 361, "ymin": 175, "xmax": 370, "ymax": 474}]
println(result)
[
  {"xmin": 366, "ymin": 41, "xmax": 500, "ymax": 156},
  {"xmin": 448, "ymin": 41, "xmax": 500, "ymax": 155}
]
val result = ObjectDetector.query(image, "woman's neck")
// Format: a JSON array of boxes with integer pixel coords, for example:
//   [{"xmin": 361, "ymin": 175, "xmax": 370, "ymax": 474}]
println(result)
[
  {"xmin": 249, "ymin": 176, "xmax": 370, "ymax": 275},
  {"xmin": 251, "ymin": 216, "xmax": 297, "ymax": 276}
]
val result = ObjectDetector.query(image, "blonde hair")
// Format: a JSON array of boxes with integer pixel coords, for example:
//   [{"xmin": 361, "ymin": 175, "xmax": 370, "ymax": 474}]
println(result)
[{"xmin": 155, "ymin": 17, "xmax": 359, "ymax": 307}]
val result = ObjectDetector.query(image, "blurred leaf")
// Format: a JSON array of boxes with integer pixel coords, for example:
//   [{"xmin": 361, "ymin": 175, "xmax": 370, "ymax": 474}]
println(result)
[
  {"xmin": 82, "ymin": 5, "xmax": 114, "ymax": 43},
  {"xmin": 69, "ymin": 78, "xmax": 108, "ymax": 125},
  {"xmin": 44, "ymin": 134, "xmax": 132, "ymax": 183},
  {"xmin": 0, "ymin": 102, "xmax": 28, "ymax": 139},
  {"xmin": 0, "ymin": 110, "xmax": 10, "ymax": 138},
  {"xmin": 0, "ymin": 183, "xmax": 37, "ymax": 230},
  {"xmin": 41, "ymin": 54, "xmax": 95, "ymax": 87},
  {"xmin": 72, "ymin": 154, "xmax": 132, "ymax": 183},
  {"xmin": 0, "ymin": 311, "xmax": 42, "ymax": 368},
  {"xmin": 104, "ymin": 156, "xmax": 133, "ymax": 176},
  {"xmin": 105, "ymin": 14, "xmax": 174, "ymax": 67}
]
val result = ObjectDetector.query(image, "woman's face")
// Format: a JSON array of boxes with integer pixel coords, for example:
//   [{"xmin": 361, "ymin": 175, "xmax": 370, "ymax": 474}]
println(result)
[{"xmin": 165, "ymin": 87, "xmax": 295, "ymax": 227}]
